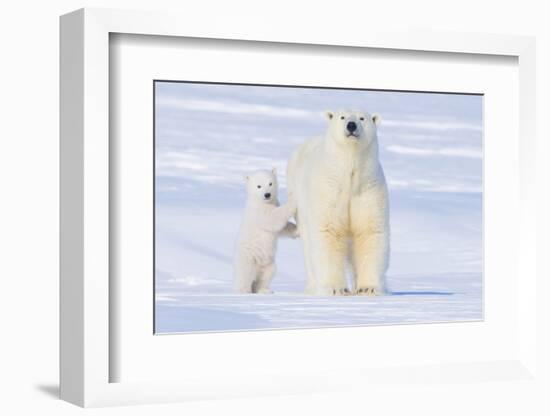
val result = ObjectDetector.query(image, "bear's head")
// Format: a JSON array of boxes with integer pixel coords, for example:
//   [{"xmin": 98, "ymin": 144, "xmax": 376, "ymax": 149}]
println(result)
[
  {"xmin": 244, "ymin": 169, "xmax": 278, "ymax": 203},
  {"xmin": 325, "ymin": 110, "xmax": 381, "ymax": 147}
]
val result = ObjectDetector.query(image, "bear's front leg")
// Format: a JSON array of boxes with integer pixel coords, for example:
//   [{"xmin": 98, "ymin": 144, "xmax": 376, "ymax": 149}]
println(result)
[
  {"xmin": 300, "ymin": 221, "xmax": 318, "ymax": 294},
  {"xmin": 313, "ymin": 230, "xmax": 350, "ymax": 296},
  {"xmin": 264, "ymin": 199, "xmax": 297, "ymax": 233},
  {"xmin": 351, "ymin": 230, "xmax": 389, "ymax": 296},
  {"xmin": 280, "ymin": 222, "xmax": 299, "ymax": 239}
]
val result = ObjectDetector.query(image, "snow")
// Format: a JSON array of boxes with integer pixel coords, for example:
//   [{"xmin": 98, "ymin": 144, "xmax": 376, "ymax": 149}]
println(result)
[{"xmin": 154, "ymin": 82, "xmax": 483, "ymax": 334}]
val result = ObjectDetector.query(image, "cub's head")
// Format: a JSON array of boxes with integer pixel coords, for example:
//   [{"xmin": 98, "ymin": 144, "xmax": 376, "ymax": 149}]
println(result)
[
  {"xmin": 244, "ymin": 169, "xmax": 278, "ymax": 203},
  {"xmin": 325, "ymin": 110, "xmax": 381, "ymax": 146}
]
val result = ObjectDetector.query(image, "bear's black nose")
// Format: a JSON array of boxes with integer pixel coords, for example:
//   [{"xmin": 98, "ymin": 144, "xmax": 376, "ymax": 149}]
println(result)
[
  {"xmin": 264, "ymin": 193, "xmax": 271, "ymax": 199},
  {"xmin": 347, "ymin": 121, "xmax": 357, "ymax": 132}
]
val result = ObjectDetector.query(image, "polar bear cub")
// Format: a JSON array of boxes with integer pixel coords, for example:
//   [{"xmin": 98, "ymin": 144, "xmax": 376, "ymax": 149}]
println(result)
[
  {"xmin": 287, "ymin": 110, "xmax": 390, "ymax": 296},
  {"xmin": 233, "ymin": 169, "xmax": 297, "ymax": 294}
]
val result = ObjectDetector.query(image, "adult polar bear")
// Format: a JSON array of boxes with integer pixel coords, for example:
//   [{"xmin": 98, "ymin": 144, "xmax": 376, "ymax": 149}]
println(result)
[{"xmin": 287, "ymin": 110, "xmax": 389, "ymax": 296}]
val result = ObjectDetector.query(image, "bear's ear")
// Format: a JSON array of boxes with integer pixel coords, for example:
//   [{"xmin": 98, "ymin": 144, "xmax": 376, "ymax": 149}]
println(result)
[
  {"xmin": 271, "ymin": 167, "xmax": 277, "ymax": 176},
  {"xmin": 372, "ymin": 113, "xmax": 381, "ymax": 126},
  {"xmin": 325, "ymin": 111, "xmax": 334, "ymax": 120},
  {"xmin": 244, "ymin": 175, "xmax": 249, "ymax": 182}
]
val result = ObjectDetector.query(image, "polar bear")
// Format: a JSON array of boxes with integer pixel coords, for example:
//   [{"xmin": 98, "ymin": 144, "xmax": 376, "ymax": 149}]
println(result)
[
  {"xmin": 287, "ymin": 110, "xmax": 389, "ymax": 296},
  {"xmin": 233, "ymin": 169, "xmax": 297, "ymax": 294}
]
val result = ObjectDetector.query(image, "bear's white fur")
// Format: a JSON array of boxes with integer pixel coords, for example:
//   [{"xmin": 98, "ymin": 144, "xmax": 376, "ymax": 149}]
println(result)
[
  {"xmin": 233, "ymin": 169, "xmax": 297, "ymax": 294},
  {"xmin": 287, "ymin": 110, "xmax": 389, "ymax": 296}
]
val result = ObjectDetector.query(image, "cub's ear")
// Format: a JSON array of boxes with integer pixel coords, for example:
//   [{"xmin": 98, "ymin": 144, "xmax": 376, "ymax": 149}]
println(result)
[
  {"xmin": 372, "ymin": 113, "xmax": 381, "ymax": 126},
  {"xmin": 325, "ymin": 111, "xmax": 334, "ymax": 120},
  {"xmin": 244, "ymin": 175, "xmax": 249, "ymax": 182},
  {"xmin": 271, "ymin": 167, "xmax": 277, "ymax": 176}
]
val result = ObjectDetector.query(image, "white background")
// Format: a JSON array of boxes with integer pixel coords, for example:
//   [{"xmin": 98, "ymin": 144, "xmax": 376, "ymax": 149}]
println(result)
[{"xmin": 0, "ymin": 1, "xmax": 548, "ymax": 415}]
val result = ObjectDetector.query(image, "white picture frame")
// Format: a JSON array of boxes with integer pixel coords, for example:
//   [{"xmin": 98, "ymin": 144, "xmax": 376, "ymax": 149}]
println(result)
[{"xmin": 60, "ymin": 7, "xmax": 538, "ymax": 408}]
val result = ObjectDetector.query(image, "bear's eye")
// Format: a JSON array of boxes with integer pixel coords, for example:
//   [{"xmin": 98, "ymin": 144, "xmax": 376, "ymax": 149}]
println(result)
[
  {"xmin": 269, "ymin": 183, "xmax": 272, "ymax": 186},
  {"xmin": 340, "ymin": 116, "xmax": 345, "ymax": 120},
  {"xmin": 257, "ymin": 185, "xmax": 261, "ymax": 189},
  {"xmin": 360, "ymin": 117, "xmax": 365, "ymax": 121}
]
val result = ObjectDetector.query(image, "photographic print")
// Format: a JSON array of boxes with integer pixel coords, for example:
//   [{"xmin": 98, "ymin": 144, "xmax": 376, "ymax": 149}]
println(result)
[{"xmin": 154, "ymin": 81, "xmax": 482, "ymax": 334}]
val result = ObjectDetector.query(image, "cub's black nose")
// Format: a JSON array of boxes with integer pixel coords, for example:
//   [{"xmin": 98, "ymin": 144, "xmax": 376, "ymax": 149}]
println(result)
[
  {"xmin": 264, "ymin": 193, "xmax": 271, "ymax": 199},
  {"xmin": 347, "ymin": 121, "xmax": 357, "ymax": 132}
]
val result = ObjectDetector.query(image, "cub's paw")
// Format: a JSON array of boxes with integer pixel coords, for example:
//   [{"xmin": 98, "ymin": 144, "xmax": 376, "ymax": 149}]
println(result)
[
  {"xmin": 356, "ymin": 286, "xmax": 383, "ymax": 296},
  {"xmin": 256, "ymin": 288, "xmax": 274, "ymax": 294}
]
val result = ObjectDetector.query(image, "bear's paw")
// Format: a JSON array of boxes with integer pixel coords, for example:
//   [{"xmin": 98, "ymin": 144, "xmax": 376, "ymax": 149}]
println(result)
[
  {"xmin": 330, "ymin": 287, "xmax": 352, "ymax": 296},
  {"xmin": 356, "ymin": 286, "xmax": 383, "ymax": 296}
]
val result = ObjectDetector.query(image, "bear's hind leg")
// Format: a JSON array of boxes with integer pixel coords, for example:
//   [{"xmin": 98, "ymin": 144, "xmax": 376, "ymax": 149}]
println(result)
[
  {"xmin": 233, "ymin": 256, "xmax": 257, "ymax": 294},
  {"xmin": 254, "ymin": 262, "xmax": 275, "ymax": 294}
]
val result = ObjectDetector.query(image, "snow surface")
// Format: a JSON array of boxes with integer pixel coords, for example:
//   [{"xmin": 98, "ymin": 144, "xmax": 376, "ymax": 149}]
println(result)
[{"xmin": 154, "ymin": 82, "xmax": 483, "ymax": 334}]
